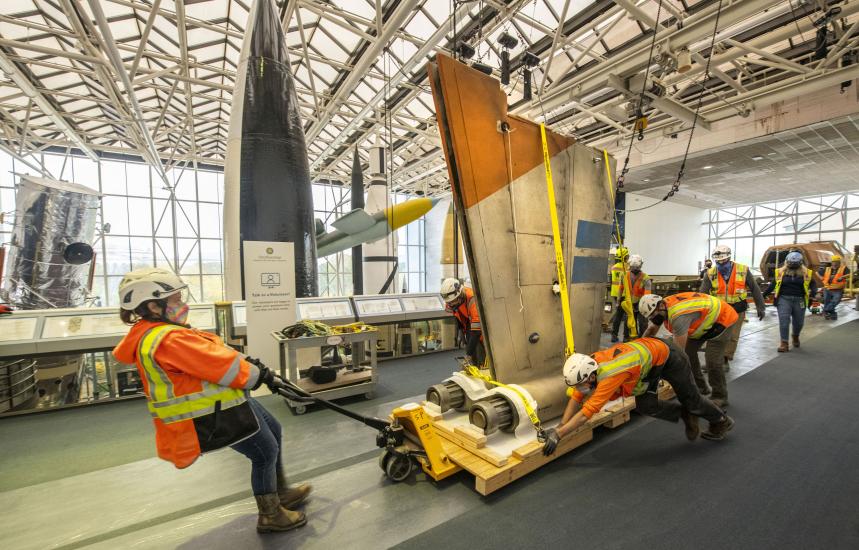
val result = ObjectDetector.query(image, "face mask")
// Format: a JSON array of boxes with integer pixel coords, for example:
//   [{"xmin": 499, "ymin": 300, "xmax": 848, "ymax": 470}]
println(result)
[
  {"xmin": 576, "ymin": 382, "xmax": 595, "ymax": 396},
  {"xmin": 166, "ymin": 302, "xmax": 189, "ymax": 325},
  {"xmin": 651, "ymin": 313, "xmax": 665, "ymax": 326}
]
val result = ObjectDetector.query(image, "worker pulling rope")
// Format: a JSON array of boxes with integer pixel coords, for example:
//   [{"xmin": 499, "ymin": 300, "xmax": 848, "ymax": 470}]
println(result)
[
  {"xmin": 540, "ymin": 123, "xmax": 575, "ymax": 356},
  {"xmin": 603, "ymin": 149, "xmax": 638, "ymax": 339}
]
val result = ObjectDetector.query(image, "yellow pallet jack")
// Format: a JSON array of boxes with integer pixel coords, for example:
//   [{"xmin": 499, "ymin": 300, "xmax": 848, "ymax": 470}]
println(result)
[{"xmin": 271, "ymin": 375, "xmax": 460, "ymax": 483}]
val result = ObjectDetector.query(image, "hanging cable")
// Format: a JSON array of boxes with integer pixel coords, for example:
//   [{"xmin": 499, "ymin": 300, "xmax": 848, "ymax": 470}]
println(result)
[
  {"xmin": 662, "ymin": 0, "xmax": 724, "ymax": 201},
  {"xmin": 615, "ymin": 0, "xmax": 664, "ymax": 193}
]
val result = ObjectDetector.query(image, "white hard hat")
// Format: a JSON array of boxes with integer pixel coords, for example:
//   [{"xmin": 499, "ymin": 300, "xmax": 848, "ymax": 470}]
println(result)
[
  {"xmin": 563, "ymin": 353, "xmax": 599, "ymax": 386},
  {"xmin": 440, "ymin": 278, "xmax": 463, "ymax": 303},
  {"xmin": 638, "ymin": 294, "xmax": 663, "ymax": 319},
  {"xmin": 712, "ymin": 244, "xmax": 731, "ymax": 263},
  {"xmin": 118, "ymin": 267, "xmax": 187, "ymax": 310},
  {"xmin": 628, "ymin": 254, "xmax": 643, "ymax": 269}
]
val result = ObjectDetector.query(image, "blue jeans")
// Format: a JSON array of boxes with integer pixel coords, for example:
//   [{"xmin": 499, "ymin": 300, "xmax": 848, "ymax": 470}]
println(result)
[
  {"xmin": 231, "ymin": 398, "xmax": 284, "ymax": 495},
  {"xmin": 823, "ymin": 289, "xmax": 843, "ymax": 317},
  {"xmin": 776, "ymin": 295, "xmax": 806, "ymax": 341}
]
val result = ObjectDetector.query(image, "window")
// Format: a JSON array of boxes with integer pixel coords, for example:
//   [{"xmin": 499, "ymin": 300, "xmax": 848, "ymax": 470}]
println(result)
[
  {"xmin": 708, "ymin": 192, "xmax": 859, "ymax": 271},
  {"xmin": 1, "ymin": 150, "xmax": 430, "ymax": 304}
]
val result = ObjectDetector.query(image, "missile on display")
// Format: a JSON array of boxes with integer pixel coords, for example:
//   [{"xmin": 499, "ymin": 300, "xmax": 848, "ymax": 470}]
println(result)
[
  {"xmin": 223, "ymin": 0, "xmax": 317, "ymax": 299},
  {"xmin": 316, "ymin": 197, "xmax": 439, "ymax": 258},
  {"xmin": 350, "ymin": 148, "xmax": 364, "ymax": 295}
]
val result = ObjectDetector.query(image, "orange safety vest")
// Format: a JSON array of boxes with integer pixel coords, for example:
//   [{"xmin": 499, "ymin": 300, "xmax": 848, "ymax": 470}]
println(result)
[
  {"xmin": 446, "ymin": 287, "xmax": 482, "ymax": 338},
  {"xmin": 113, "ymin": 320, "xmax": 259, "ymax": 469},
  {"xmin": 663, "ymin": 292, "xmax": 738, "ymax": 339},
  {"xmin": 619, "ymin": 270, "xmax": 651, "ymax": 304},
  {"xmin": 823, "ymin": 265, "xmax": 847, "ymax": 290},
  {"xmin": 568, "ymin": 338, "xmax": 671, "ymax": 418},
  {"xmin": 707, "ymin": 262, "xmax": 748, "ymax": 304}
]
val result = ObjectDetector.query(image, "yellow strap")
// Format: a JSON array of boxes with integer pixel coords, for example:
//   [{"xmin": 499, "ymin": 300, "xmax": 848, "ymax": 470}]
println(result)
[
  {"xmin": 540, "ymin": 124, "xmax": 574, "ymax": 355},
  {"xmin": 602, "ymin": 149, "xmax": 637, "ymax": 338},
  {"xmin": 462, "ymin": 364, "xmax": 542, "ymax": 432}
]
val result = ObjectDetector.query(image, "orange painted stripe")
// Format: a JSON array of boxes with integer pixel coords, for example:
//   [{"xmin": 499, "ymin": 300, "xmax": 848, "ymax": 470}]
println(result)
[{"xmin": 429, "ymin": 54, "xmax": 575, "ymax": 209}]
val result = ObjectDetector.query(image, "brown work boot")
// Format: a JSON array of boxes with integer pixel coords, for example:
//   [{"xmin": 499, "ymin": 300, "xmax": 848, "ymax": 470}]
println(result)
[
  {"xmin": 255, "ymin": 493, "xmax": 307, "ymax": 533},
  {"xmin": 792, "ymin": 335, "xmax": 800, "ymax": 348},
  {"xmin": 680, "ymin": 407, "xmax": 699, "ymax": 441},
  {"xmin": 777, "ymin": 341, "xmax": 789, "ymax": 353},
  {"xmin": 701, "ymin": 415, "xmax": 734, "ymax": 441},
  {"xmin": 278, "ymin": 482, "xmax": 312, "ymax": 509}
]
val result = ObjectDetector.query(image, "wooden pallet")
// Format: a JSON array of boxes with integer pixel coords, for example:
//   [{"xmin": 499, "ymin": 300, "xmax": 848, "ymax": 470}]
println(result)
[{"xmin": 428, "ymin": 397, "xmax": 636, "ymax": 495}]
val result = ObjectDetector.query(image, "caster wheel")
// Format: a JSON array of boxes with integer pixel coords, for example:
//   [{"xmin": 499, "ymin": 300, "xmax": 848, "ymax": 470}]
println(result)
[
  {"xmin": 293, "ymin": 404, "xmax": 307, "ymax": 415},
  {"xmin": 378, "ymin": 450, "xmax": 391, "ymax": 472},
  {"xmin": 384, "ymin": 453, "xmax": 413, "ymax": 482}
]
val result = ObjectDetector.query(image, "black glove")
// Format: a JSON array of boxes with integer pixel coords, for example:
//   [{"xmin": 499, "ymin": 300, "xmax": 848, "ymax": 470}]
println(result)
[
  {"xmin": 541, "ymin": 428, "xmax": 561, "ymax": 456},
  {"xmin": 757, "ymin": 308, "xmax": 765, "ymax": 321},
  {"xmin": 250, "ymin": 362, "xmax": 276, "ymax": 391}
]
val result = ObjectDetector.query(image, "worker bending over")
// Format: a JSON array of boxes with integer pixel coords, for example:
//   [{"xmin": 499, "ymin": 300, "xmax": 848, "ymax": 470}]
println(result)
[
  {"xmin": 639, "ymin": 292, "xmax": 738, "ymax": 409},
  {"xmin": 541, "ymin": 337, "xmax": 733, "ymax": 456},
  {"xmin": 610, "ymin": 246, "xmax": 630, "ymax": 343},
  {"xmin": 615, "ymin": 254, "xmax": 651, "ymax": 341},
  {"xmin": 699, "ymin": 245, "xmax": 766, "ymax": 369},
  {"xmin": 441, "ymin": 278, "xmax": 484, "ymax": 366},
  {"xmin": 820, "ymin": 254, "xmax": 850, "ymax": 320}
]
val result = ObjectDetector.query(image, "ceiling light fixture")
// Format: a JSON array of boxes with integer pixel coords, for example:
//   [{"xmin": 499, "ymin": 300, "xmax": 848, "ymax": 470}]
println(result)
[
  {"xmin": 751, "ymin": 155, "xmax": 764, "ymax": 161},
  {"xmin": 702, "ymin": 165, "xmax": 713, "ymax": 170}
]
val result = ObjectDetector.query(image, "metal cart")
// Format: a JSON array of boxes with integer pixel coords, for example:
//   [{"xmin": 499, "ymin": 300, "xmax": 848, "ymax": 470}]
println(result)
[{"xmin": 271, "ymin": 329, "xmax": 378, "ymax": 414}]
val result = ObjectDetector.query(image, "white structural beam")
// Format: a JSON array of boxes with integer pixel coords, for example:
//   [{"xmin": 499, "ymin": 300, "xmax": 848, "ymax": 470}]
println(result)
[
  {"xmin": 0, "ymin": 50, "xmax": 98, "ymax": 162},
  {"xmin": 303, "ymin": 0, "xmax": 421, "ymax": 146}
]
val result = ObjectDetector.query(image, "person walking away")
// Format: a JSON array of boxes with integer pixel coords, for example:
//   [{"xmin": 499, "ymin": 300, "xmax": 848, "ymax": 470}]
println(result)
[
  {"xmin": 112, "ymin": 267, "xmax": 310, "ymax": 533},
  {"xmin": 610, "ymin": 247, "xmax": 630, "ymax": 342},
  {"xmin": 540, "ymin": 338, "xmax": 734, "ymax": 457},
  {"xmin": 820, "ymin": 254, "xmax": 849, "ymax": 320},
  {"xmin": 640, "ymin": 292, "xmax": 738, "ymax": 409},
  {"xmin": 440, "ymin": 278, "xmax": 484, "ymax": 366},
  {"xmin": 616, "ymin": 254, "xmax": 651, "ymax": 341},
  {"xmin": 699, "ymin": 245, "xmax": 766, "ymax": 370},
  {"xmin": 763, "ymin": 252, "xmax": 822, "ymax": 352}
]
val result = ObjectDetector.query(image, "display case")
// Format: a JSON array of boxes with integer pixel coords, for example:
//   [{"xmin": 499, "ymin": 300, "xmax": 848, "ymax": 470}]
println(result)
[
  {"xmin": 0, "ymin": 305, "xmax": 217, "ymax": 359},
  {"xmin": 352, "ymin": 295, "xmax": 407, "ymax": 324}
]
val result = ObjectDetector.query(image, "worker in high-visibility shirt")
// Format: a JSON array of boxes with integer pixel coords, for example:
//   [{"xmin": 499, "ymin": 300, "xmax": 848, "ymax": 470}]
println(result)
[
  {"xmin": 820, "ymin": 254, "xmax": 850, "ymax": 320},
  {"xmin": 640, "ymin": 292, "xmax": 738, "ymax": 409},
  {"xmin": 113, "ymin": 268, "xmax": 310, "ymax": 534},
  {"xmin": 540, "ymin": 337, "xmax": 734, "ymax": 456},
  {"xmin": 615, "ymin": 254, "xmax": 651, "ymax": 341},
  {"xmin": 441, "ymin": 278, "xmax": 484, "ymax": 366},
  {"xmin": 763, "ymin": 251, "xmax": 822, "ymax": 352},
  {"xmin": 609, "ymin": 246, "xmax": 630, "ymax": 343},
  {"xmin": 698, "ymin": 245, "xmax": 766, "ymax": 369}
]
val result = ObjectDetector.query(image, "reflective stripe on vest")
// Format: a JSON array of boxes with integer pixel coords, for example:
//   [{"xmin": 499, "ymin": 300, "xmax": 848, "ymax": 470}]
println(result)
[
  {"xmin": 708, "ymin": 263, "xmax": 747, "ymax": 303},
  {"xmin": 667, "ymin": 294, "xmax": 721, "ymax": 339},
  {"xmin": 596, "ymin": 341, "xmax": 653, "ymax": 397},
  {"xmin": 774, "ymin": 267, "xmax": 811, "ymax": 305},
  {"xmin": 623, "ymin": 271, "xmax": 650, "ymax": 302},
  {"xmin": 138, "ymin": 324, "xmax": 247, "ymax": 424}
]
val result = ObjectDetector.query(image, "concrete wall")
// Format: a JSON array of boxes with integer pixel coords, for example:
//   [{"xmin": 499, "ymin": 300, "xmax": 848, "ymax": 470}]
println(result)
[{"xmin": 624, "ymin": 193, "xmax": 709, "ymax": 275}]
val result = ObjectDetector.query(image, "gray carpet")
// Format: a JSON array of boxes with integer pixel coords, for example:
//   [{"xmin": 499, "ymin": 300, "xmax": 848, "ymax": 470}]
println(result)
[
  {"xmin": 0, "ymin": 350, "xmax": 459, "ymax": 491},
  {"xmin": 395, "ymin": 321, "xmax": 859, "ymax": 550}
]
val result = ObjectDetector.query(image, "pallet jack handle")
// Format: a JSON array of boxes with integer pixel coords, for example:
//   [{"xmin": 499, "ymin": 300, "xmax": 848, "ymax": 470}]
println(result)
[{"xmin": 268, "ymin": 374, "xmax": 392, "ymax": 433}]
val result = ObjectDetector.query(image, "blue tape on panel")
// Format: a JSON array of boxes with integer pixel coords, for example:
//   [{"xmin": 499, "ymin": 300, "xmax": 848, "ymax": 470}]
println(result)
[
  {"xmin": 575, "ymin": 220, "xmax": 612, "ymax": 250},
  {"xmin": 571, "ymin": 256, "xmax": 608, "ymax": 284}
]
